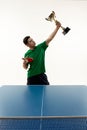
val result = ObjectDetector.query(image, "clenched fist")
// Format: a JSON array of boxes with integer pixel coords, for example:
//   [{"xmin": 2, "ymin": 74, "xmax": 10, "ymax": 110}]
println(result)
[{"xmin": 55, "ymin": 20, "xmax": 61, "ymax": 28}]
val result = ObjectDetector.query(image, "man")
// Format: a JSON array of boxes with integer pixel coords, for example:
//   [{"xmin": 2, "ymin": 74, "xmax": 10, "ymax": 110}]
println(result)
[{"xmin": 23, "ymin": 20, "xmax": 61, "ymax": 85}]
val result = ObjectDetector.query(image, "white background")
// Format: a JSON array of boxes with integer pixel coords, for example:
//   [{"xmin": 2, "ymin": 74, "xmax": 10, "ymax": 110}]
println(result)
[{"xmin": 0, "ymin": 0, "xmax": 87, "ymax": 85}]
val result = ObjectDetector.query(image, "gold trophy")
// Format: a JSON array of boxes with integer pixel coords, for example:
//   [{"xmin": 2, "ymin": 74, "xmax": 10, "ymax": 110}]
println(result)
[{"xmin": 45, "ymin": 11, "xmax": 70, "ymax": 35}]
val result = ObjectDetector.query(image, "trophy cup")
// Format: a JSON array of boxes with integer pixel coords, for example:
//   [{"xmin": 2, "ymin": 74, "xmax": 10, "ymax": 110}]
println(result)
[{"xmin": 45, "ymin": 11, "xmax": 70, "ymax": 35}]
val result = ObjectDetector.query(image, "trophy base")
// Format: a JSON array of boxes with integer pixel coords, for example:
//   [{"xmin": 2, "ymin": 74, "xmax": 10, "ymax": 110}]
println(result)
[{"xmin": 62, "ymin": 27, "xmax": 71, "ymax": 35}]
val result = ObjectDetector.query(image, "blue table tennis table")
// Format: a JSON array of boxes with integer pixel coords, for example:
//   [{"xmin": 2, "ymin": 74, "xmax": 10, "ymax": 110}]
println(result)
[{"xmin": 0, "ymin": 85, "xmax": 87, "ymax": 130}]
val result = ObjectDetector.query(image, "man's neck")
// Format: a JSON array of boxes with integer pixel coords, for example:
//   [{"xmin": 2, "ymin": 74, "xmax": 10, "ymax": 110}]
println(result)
[{"xmin": 29, "ymin": 46, "xmax": 35, "ymax": 50}]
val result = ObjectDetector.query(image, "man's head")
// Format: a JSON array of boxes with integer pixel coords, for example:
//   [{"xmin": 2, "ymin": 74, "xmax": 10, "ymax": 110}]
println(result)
[{"xmin": 23, "ymin": 36, "xmax": 36, "ymax": 49}]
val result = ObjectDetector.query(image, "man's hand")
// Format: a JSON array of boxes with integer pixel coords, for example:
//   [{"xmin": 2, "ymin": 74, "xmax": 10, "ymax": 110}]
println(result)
[
  {"xmin": 22, "ymin": 58, "xmax": 29, "ymax": 70},
  {"xmin": 22, "ymin": 57, "xmax": 33, "ymax": 63},
  {"xmin": 55, "ymin": 20, "xmax": 61, "ymax": 28},
  {"xmin": 22, "ymin": 57, "xmax": 33, "ymax": 70},
  {"xmin": 22, "ymin": 58, "xmax": 29, "ymax": 63}
]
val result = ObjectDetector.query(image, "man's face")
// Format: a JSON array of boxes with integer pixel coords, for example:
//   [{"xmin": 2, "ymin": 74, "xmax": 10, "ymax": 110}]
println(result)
[{"xmin": 27, "ymin": 37, "xmax": 36, "ymax": 48}]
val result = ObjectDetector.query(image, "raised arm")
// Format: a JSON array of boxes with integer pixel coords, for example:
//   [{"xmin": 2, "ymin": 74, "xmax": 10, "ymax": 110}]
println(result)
[{"xmin": 46, "ymin": 20, "xmax": 61, "ymax": 45}]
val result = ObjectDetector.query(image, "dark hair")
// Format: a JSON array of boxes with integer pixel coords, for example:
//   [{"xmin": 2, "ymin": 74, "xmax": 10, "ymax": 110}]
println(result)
[{"xmin": 23, "ymin": 36, "xmax": 30, "ymax": 45}]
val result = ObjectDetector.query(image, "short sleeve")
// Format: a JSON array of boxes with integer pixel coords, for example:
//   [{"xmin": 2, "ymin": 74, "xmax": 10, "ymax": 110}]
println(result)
[
  {"xmin": 24, "ymin": 53, "xmax": 26, "ymax": 58},
  {"xmin": 37, "ymin": 41, "xmax": 48, "ymax": 50},
  {"xmin": 24, "ymin": 50, "xmax": 32, "ymax": 58}
]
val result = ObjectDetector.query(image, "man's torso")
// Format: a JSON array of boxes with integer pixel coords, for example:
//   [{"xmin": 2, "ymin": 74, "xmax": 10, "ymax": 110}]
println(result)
[{"xmin": 24, "ymin": 41, "xmax": 48, "ymax": 78}]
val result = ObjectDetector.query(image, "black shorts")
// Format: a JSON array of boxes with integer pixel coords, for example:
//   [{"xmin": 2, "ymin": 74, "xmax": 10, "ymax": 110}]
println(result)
[{"xmin": 27, "ymin": 73, "xmax": 49, "ymax": 85}]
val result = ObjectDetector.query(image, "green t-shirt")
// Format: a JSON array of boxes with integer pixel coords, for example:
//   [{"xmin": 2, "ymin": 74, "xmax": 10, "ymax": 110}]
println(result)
[{"xmin": 24, "ymin": 41, "xmax": 48, "ymax": 78}]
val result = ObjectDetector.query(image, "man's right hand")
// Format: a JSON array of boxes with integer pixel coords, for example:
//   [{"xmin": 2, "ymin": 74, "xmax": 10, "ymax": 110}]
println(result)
[
  {"xmin": 22, "ymin": 58, "xmax": 28, "ymax": 69},
  {"xmin": 22, "ymin": 57, "xmax": 33, "ymax": 63},
  {"xmin": 22, "ymin": 58, "xmax": 29, "ymax": 64}
]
